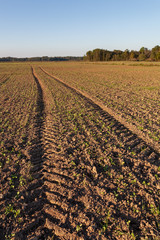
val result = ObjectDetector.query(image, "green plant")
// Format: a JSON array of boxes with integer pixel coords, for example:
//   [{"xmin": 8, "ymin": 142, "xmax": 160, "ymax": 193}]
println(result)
[
  {"xmin": 109, "ymin": 156, "xmax": 115, "ymax": 165},
  {"xmin": 100, "ymin": 210, "xmax": 111, "ymax": 234},
  {"xmin": 150, "ymin": 204, "xmax": 160, "ymax": 217},
  {"xmin": 19, "ymin": 176, "xmax": 26, "ymax": 186},
  {"xmin": 131, "ymin": 230, "xmax": 136, "ymax": 240},
  {"xmin": 5, "ymin": 233, "xmax": 15, "ymax": 240},
  {"xmin": 76, "ymin": 224, "xmax": 82, "ymax": 232},
  {"xmin": 5, "ymin": 204, "xmax": 20, "ymax": 218}
]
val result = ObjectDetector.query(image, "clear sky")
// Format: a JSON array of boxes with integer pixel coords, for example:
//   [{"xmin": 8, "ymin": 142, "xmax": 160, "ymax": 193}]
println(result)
[{"xmin": 0, "ymin": 0, "xmax": 160, "ymax": 57}]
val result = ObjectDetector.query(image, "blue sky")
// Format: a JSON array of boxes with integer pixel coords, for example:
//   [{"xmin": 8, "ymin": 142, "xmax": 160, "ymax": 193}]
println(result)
[{"xmin": 0, "ymin": 0, "xmax": 160, "ymax": 57}]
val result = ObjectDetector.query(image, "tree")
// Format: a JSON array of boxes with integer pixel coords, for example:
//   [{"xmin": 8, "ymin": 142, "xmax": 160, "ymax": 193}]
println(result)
[
  {"xmin": 112, "ymin": 50, "xmax": 123, "ymax": 61},
  {"xmin": 139, "ymin": 47, "xmax": 150, "ymax": 60},
  {"xmin": 85, "ymin": 51, "xmax": 93, "ymax": 61},
  {"xmin": 92, "ymin": 49, "xmax": 103, "ymax": 61},
  {"xmin": 122, "ymin": 49, "xmax": 130, "ymax": 60},
  {"xmin": 105, "ymin": 51, "xmax": 112, "ymax": 61},
  {"xmin": 151, "ymin": 45, "xmax": 160, "ymax": 61},
  {"xmin": 83, "ymin": 45, "xmax": 160, "ymax": 62},
  {"xmin": 139, "ymin": 53, "xmax": 146, "ymax": 61},
  {"xmin": 129, "ymin": 51, "xmax": 139, "ymax": 61},
  {"xmin": 140, "ymin": 47, "xmax": 147, "ymax": 54}
]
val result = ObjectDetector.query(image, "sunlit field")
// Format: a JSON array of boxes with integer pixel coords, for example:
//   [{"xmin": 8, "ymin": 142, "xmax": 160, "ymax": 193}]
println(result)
[
  {"xmin": 0, "ymin": 62, "xmax": 159, "ymax": 239},
  {"xmin": 37, "ymin": 61, "xmax": 160, "ymax": 148}
]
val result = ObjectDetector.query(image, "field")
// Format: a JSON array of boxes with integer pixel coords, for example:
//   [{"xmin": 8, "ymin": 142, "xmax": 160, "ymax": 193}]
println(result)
[{"xmin": 0, "ymin": 62, "xmax": 159, "ymax": 240}]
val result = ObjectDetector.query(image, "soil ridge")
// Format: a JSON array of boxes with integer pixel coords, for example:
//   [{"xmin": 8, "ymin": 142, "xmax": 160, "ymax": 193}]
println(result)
[
  {"xmin": 15, "ymin": 67, "xmax": 159, "ymax": 239},
  {"xmin": 40, "ymin": 67, "xmax": 160, "ymax": 154}
]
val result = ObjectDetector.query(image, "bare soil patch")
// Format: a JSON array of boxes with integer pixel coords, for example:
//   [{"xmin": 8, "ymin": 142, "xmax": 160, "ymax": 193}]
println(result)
[{"xmin": 0, "ymin": 63, "xmax": 159, "ymax": 239}]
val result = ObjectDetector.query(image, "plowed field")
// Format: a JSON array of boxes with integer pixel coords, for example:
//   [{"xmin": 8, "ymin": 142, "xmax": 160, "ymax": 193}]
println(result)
[{"xmin": 0, "ymin": 62, "xmax": 159, "ymax": 240}]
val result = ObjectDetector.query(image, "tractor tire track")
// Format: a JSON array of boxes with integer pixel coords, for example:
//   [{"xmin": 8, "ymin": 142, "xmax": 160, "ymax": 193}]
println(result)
[
  {"xmin": 15, "ymin": 68, "xmax": 46, "ymax": 239},
  {"xmin": 38, "ymin": 67, "xmax": 159, "ymax": 238},
  {"xmin": 16, "ymin": 67, "xmax": 159, "ymax": 239},
  {"xmin": 40, "ymin": 67, "xmax": 160, "ymax": 155}
]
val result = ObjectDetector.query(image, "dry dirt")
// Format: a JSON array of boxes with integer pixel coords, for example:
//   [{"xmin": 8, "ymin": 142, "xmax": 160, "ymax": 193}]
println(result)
[{"xmin": 0, "ymin": 65, "xmax": 159, "ymax": 240}]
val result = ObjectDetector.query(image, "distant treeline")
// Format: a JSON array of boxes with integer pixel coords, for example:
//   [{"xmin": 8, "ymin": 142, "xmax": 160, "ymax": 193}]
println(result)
[
  {"xmin": 0, "ymin": 56, "xmax": 83, "ymax": 62},
  {"xmin": 84, "ymin": 45, "xmax": 160, "ymax": 61},
  {"xmin": 1, "ymin": 45, "xmax": 160, "ymax": 62}
]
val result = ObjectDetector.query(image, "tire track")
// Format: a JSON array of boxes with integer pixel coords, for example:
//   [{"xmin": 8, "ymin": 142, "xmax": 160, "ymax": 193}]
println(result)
[
  {"xmin": 42, "ymin": 116, "xmax": 90, "ymax": 239},
  {"xmin": 16, "ymin": 67, "xmax": 89, "ymax": 239},
  {"xmin": 15, "ymin": 68, "xmax": 46, "ymax": 239},
  {"xmin": 17, "ymin": 67, "xmax": 159, "ymax": 239},
  {"xmin": 37, "ymin": 67, "xmax": 159, "ymax": 238},
  {"xmin": 40, "ymin": 67, "xmax": 160, "ymax": 155}
]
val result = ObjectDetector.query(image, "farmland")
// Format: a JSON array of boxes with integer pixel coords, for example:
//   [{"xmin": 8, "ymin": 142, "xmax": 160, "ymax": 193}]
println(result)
[
  {"xmin": 37, "ymin": 61, "xmax": 160, "ymax": 151},
  {"xmin": 0, "ymin": 62, "xmax": 160, "ymax": 239}
]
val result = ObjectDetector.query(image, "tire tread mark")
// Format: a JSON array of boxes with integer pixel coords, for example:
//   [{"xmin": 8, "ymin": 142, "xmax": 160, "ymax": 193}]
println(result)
[
  {"xmin": 40, "ymin": 67, "xmax": 160, "ymax": 155},
  {"xmin": 15, "ymin": 67, "xmax": 46, "ymax": 239}
]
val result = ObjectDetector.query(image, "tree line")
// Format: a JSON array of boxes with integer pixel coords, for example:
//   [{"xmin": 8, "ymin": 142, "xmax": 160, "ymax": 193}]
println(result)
[
  {"xmin": 1, "ymin": 46, "xmax": 160, "ymax": 62},
  {"xmin": 84, "ymin": 45, "xmax": 160, "ymax": 61},
  {"xmin": 0, "ymin": 56, "xmax": 83, "ymax": 62}
]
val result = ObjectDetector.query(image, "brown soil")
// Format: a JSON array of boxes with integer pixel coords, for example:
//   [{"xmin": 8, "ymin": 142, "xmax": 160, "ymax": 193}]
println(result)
[
  {"xmin": 40, "ymin": 67, "xmax": 160, "ymax": 154},
  {"xmin": 40, "ymin": 62, "xmax": 160, "ymax": 149},
  {"xmin": 0, "ymin": 65, "xmax": 159, "ymax": 239}
]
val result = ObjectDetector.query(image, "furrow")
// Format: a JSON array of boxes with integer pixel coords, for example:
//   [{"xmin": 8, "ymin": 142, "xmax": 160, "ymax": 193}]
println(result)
[
  {"xmin": 40, "ymin": 67, "xmax": 160, "ymax": 154},
  {"xmin": 16, "ymin": 67, "xmax": 46, "ymax": 239},
  {"xmin": 18, "ymin": 66, "xmax": 159, "ymax": 239}
]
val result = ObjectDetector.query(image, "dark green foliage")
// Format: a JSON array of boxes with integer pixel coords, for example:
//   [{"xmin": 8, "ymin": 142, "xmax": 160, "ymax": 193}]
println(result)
[
  {"xmin": 0, "ymin": 56, "xmax": 83, "ymax": 62},
  {"xmin": 84, "ymin": 45, "xmax": 160, "ymax": 62}
]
